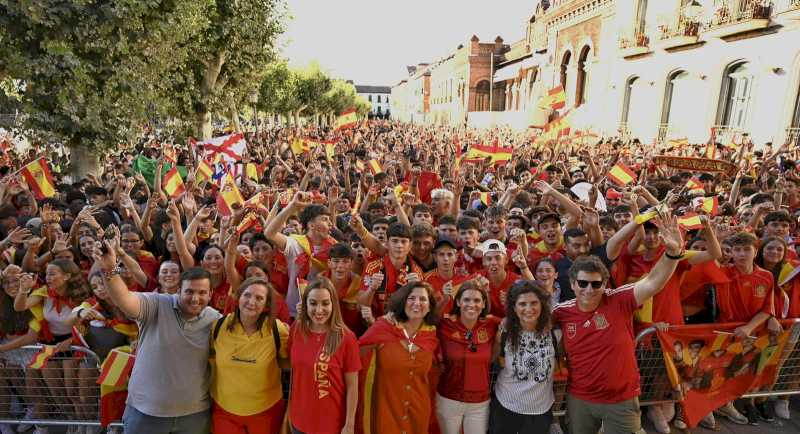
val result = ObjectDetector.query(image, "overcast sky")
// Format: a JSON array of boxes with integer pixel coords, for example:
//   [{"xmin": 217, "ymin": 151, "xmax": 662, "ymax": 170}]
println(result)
[{"xmin": 282, "ymin": 0, "xmax": 538, "ymax": 86}]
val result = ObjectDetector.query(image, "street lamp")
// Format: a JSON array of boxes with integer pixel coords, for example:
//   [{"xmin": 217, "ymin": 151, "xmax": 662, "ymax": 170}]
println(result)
[{"xmin": 249, "ymin": 90, "xmax": 259, "ymax": 139}]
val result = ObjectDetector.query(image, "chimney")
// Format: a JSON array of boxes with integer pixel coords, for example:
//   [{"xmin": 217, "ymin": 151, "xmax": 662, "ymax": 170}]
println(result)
[{"xmin": 470, "ymin": 34, "xmax": 480, "ymax": 54}]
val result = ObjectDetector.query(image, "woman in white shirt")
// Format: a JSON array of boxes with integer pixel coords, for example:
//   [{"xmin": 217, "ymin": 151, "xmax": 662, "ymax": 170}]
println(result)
[{"xmin": 491, "ymin": 280, "xmax": 556, "ymax": 434}]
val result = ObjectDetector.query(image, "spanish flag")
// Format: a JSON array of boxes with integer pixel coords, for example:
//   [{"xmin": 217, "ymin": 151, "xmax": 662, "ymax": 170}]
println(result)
[
  {"xmin": 538, "ymin": 85, "xmax": 567, "ymax": 110},
  {"xmin": 700, "ymin": 196, "xmax": 719, "ymax": 216},
  {"xmin": 703, "ymin": 143, "xmax": 717, "ymax": 159},
  {"xmin": 27, "ymin": 345, "xmax": 56, "ymax": 369},
  {"xmin": 334, "ymin": 108, "xmax": 358, "ymax": 130},
  {"xmin": 195, "ymin": 160, "xmax": 214, "ymax": 184},
  {"xmin": 163, "ymin": 145, "xmax": 178, "ymax": 165},
  {"xmin": 20, "ymin": 159, "xmax": 56, "ymax": 200},
  {"xmin": 236, "ymin": 212, "xmax": 260, "ymax": 235},
  {"xmin": 245, "ymin": 163, "xmax": 259, "ymax": 181},
  {"xmin": 677, "ymin": 212, "xmax": 703, "ymax": 230},
  {"xmin": 290, "ymin": 137, "xmax": 309, "ymax": 155},
  {"xmin": 216, "ymin": 174, "xmax": 244, "ymax": 216},
  {"xmin": 634, "ymin": 210, "xmax": 658, "ymax": 225},
  {"xmin": 463, "ymin": 144, "xmax": 513, "ymax": 165},
  {"xmin": 162, "ymin": 166, "xmax": 185, "ymax": 199},
  {"xmin": 97, "ymin": 349, "xmax": 136, "ymax": 388},
  {"xmin": 479, "ymin": 192, "xmax": 491, "ymax": 206},
  {"xmin": 536, "ymin": 110, "xmax": 573, "ymax": 144},
  {"xmin": 368, "ymin": 159, "xmax": 383, "ymax": 175},
  {"xmin": 607, "ymin": 162, "xmax": 637, "ymax": 186},
  {"xmin": 686, "ymin": 177, "xmax": 705, "ymax": 195}
]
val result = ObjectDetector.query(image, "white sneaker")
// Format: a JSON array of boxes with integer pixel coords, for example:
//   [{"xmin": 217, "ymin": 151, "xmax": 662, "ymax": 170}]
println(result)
[
  {"xmin": 549, "ymin": 422, "xmax": 564, "ymax": 434},
  {"xmin": 699, "ymin": 412, "xmax": 716, "ymax": 429},
  {"xmin": 0, "ymin": 424, "xmax": 16, "ymax": 434},
  {"xmin": 661, "ymin": 403, "xmax": 675, "ymax": 423},
  {"xmin": 647, "ymin": 405, "xmax": 671, "ymax": 434},
  {"xmin": 715, "ymin": 402, "xmax": 748, "ymax": 425},
  {"xmin": 17, "ymin": 407, "xmax": 35, "ymax": 432},
  {"xmin": 774, "ymin": 398, "xmax": 791, "ymax": 419}
]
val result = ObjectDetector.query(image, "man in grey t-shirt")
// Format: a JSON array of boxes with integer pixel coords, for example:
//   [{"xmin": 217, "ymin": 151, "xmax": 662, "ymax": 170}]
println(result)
[{"xmin": 99, "ymin": 241, "xmax": 221, "ymax": 434}]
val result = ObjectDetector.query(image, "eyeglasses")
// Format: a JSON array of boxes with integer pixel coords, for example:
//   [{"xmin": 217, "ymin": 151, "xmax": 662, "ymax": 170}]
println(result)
[
  {"xmin": 576, "ymin": 279, "xmax": 604, "ymax": 289},
  {"xmin": 464, "ymin": 330, "xmax": 477, "ymax": 352}
]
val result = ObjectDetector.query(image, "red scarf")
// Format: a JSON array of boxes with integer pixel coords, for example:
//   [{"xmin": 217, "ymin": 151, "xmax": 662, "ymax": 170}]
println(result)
[
  {"xmin": 47, "ymin": 287, "xmax": 74, "ymax": 314},
  {"xmin": 380, "ymin": 255, "xmax": 423, "ymax": 296}
]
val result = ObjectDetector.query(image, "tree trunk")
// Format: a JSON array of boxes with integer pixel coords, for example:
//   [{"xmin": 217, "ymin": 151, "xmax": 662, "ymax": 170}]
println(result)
[
  {"xmin": 230, "ymin": 102, "xmax": 242, "ymax": 133},
  {"xmin": 197, "ymin": 110, "xmax": 213, "ymax": 140},
  {"xmin": 68, "ymin": 141, "xmax": 101, "ymax": 181}
]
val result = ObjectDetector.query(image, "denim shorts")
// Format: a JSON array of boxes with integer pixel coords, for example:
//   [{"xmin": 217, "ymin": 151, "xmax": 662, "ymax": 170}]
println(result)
[{"xmin": 123, "ymin": 405, "xmax": 211, "ymax": 434}]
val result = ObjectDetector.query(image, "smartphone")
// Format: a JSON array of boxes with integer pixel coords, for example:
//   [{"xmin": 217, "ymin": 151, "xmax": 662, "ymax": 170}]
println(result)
[{"xmin": 480, "ymin": 174, "xmax": 494, "ymax": 187}]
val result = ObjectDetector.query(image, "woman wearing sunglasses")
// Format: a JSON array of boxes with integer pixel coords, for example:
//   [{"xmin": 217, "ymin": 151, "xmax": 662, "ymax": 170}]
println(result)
[
  {"xmin": 490, "ymin": 280, "xmax": 555, "ymax": 434},
  {"xmin": 435, "ymin": 278, "xmax": 499, "ymax": 434}
]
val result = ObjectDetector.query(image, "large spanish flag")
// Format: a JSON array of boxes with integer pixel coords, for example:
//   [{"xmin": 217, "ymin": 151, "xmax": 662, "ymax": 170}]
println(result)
[
  {"xmin": 463, "ymin": 144, "xmax": 513, "ymax": 165},
  {"xmin": 20, "ymin": 159, "xmax": 56, "ymax": 200},
  {"xmin": 334, "ymin": 108, "xmax": 358, "ymax": 130},
  {"xmin": 607, "ymin": 162, "xmax": 637, "ymax": 186},
  {"xmin": 27, "ymin": 345, "xmax": 56, "ymax": 369},
  {"xmin": 216, "ymin": 174, "xmax": 244, "ymax": 216},
  {"xmin": 97, "ymin": 349, "xmax": 136, "ymax": 388},
  {"xmin": 162, "ymin": 166, "xmax": 185, "ymax": 199},
  {"xmin": 538, "ymin": 85, "xmax": 567, "ymax": 110}
]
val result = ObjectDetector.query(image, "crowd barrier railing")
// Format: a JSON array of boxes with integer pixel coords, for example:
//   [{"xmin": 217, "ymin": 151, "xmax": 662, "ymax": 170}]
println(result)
[{"xmin": 3, "ymin": 326, "xmax": 800, "ymax": 427}]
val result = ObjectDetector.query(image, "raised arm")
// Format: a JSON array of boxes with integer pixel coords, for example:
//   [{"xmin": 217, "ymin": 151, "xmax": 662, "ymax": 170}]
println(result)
[
  {"xmin": 264, "ymin": 191, "xmax": 312, "ymax": 252},
  {"xmin": 168, "ymin": 201, "xmax": 195, "ymax": 270},
  {"xmin": 687, "ymin": 216, "xmax": 722, "ymax": 265},
  {"xmin": 534, "ymin": 180, "xmax": 582, "ymax": 219},
  {"xmin": 633, "ymin": 215, "xmax": 682, "ymax": 305},
  {"xmin": 349, "ymin": 213, "xmax": 387, "ymax": 257},
  {"xmin": 94, "ymin": 240, "xmax": 142, "ymax": 319},
  {"xmin": 224, "ymin": 228, "xmax": 243, "ymax": 291}
]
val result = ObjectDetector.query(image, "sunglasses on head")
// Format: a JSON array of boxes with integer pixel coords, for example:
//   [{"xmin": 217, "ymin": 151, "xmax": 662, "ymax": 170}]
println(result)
[
  {"xmin": 576, "ymin": 279, "xmax": 604, "ymax": 289},
  {"xmin": 464, "ymin": 330, "xmax": 477, "ymax": 352}
]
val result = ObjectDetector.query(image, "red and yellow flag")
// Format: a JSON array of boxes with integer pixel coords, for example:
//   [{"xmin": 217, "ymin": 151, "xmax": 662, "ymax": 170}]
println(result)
[
  {"xmin": 677, "ymin": 212, "xmax": 703, "ymax": 230},
  {"xmin": 479, "ymin": 192, "xmax": 491, "ymax": 206},
  {"xmin": 245, "ymin": 163, "xmax": 260, "ymax": 181},
  {"xmin": 20, "ymin": 159, "xmax": 56, "ymax": 200},
  {"xmin": 163, "ymin": 145, "xmax": 177, "ymax": 165},
  {"xmin": 195, "ymin": 160, "xmax": 214, "ymax": 184},
  {"xmin": 97, "ymin": 349, "xmax": 136, "ymax": 388},
  {"xmin": 27, "ymin": 345, "xmax": 56, "ymax": 369},
  {"xmin": 463, "ymin": 144, "xmax": 513, "ymax": 165},
  {"xmin": 538, "ymin": 85, "xmax": 567, "ymax": 110},
  {"xmin": 162, "ymin": 166, "xmax": 185, "ymax": 199},
  {"xmin": 334, "ymin": 108, "xmax": 358, "ymax": 130},
  {"xmin": 700, "ymin": 196, "xmax": 719, "ymax": 216},
  {"xmin": 368, "ymin": 159, "xmax": 383, "ymax": 175},
  {"xmin": 607, "ymin": 162, "xmax": 637, "ymax": 186},
  {"xmin": 685, "ymin": 177, "xmax": 705, "ymax": 195},
  {"xmin": 236, "ymin": 212, "xmax": 260, "ymax": 235},
  {"xmin": 325, "ymin": 142, "xmax": 336, "ymax": 161},
  {"xmin": 216, "ymin": 174, "xmax": 244, "ymax": 216}
]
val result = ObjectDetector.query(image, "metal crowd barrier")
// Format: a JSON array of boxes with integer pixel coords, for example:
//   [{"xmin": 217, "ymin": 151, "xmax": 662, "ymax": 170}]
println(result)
[
  {"xmin": 0, "ymin": 345, "xmax": 122, "ymax": 430},
  {"xmin": 4, "ymin": 326, "xmax": 800, "ymax": 428}
]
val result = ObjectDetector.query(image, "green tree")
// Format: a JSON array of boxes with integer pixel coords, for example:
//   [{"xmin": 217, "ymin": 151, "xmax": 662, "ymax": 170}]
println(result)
[
  {"xmin": 0, "ymin": 0, "xmax": 215, "ymax": 175},
  {"xmin": 171, "ymin": 0, "xmax": 288, "ymax": 138}
]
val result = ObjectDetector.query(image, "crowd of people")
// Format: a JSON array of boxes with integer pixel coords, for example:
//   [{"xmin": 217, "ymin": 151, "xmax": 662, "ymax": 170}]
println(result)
[{"xmin": 0, "ymin": 120, "xmax": 797, "ymax": 434}]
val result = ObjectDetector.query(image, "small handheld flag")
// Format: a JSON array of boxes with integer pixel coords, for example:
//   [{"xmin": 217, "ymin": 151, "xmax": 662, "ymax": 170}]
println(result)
[
  {"xmin": 607, "ymin": 162, "xmax": 637, "ymax": 186},
  {"xmin": 162, "ymin": 167, "xmax": 186, "ymax": 199},
  {"xmin": 20, "ymin": 159, "xmax": 56, "ymax": 200},
  {"xmin": 28, "ymin": 345, "xmax": 56, "ymax": 369},
  {"xmin": 97, "ymin": 349, "xmax": 136, "ymax": 388}
]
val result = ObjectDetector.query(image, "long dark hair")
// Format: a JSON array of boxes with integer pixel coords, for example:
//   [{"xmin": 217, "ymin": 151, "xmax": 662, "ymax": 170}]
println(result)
[
  {"xmin": 87, "ymin": 271, "xmax": 126, "ymax": 321},
  {"xmin": 0, "ymin": 268, "xmax": 32, "ymax": 335},
  {"xmin": 227, "ymin": 277, "xmax": 274, "ymax": 334},
  {"xmin": 755, "ymin": 236, "xmax": 788, "ymax": 283},
  {"xmin": 505, "ymin": 280, "xmax": 552, "ymax": 352}
]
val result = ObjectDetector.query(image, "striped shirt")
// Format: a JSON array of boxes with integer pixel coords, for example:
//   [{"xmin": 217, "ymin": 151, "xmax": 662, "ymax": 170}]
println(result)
[{"xmin": 494, "ymin": 330, "xmax": 555, "ymax": 415}]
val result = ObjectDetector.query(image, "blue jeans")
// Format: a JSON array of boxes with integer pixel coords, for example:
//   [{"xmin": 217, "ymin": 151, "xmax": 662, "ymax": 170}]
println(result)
[{"xmin": 123, "ymin": 405, "xmax": 211, "ymax": 434}]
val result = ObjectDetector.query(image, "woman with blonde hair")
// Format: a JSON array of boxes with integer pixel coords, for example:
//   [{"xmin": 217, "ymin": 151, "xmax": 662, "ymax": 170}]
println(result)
[
  {"xmin": 210, "ymin": 277, "xmax": 290, "ymax": 434},
  {"xmin": 289, "ymin": 277, "xmax": 360, "ymax": 434}
]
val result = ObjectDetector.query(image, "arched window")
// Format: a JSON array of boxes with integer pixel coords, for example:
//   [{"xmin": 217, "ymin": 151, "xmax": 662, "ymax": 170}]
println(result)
[
  {"xmin": 475, "ymin": 80, "xmax": 491, "ymax": 111},
  {"xmin": 717, "ymin": 61, "xmax": 754, "ymax": 129},
  {"xmin": 661, "ymin": 70, "xmax": 688, "ymax": 124},
  {"xmin": 621, "ymin": 76, "xmax": 639, "ymax": 123},
  {"xmin": 575, "ymin": 45, "xmax": 591, "ymax": 106},
  {"xmin": 660, "ymin": 70, "xmax": 691, "ymax": 139},
  {"xmin": 560, "ymin": 51, "xmax": 572, "ymax": 91}
]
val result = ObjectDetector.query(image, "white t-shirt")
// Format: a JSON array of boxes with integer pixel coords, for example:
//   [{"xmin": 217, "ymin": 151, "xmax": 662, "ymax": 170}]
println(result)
[{"xmin": 495, "ymin": 330, "xmax": 555, "ymax": 415}]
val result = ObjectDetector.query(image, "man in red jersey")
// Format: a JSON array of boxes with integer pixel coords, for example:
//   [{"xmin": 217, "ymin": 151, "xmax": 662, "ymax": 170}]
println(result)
[{"xmin": 553, "ymin": 215, "xmax": 683, "ymax": 434}]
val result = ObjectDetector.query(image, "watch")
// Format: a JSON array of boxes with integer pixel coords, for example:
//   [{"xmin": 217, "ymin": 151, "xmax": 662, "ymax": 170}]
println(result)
[{"xmin": 103, "ymin": 267, "xmax": 123, "ymax": 280}]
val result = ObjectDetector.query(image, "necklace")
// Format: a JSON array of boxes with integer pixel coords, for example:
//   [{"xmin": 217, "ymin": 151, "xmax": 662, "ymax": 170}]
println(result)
[{"xmin": 402, "ymin": 325, "xmax": 418, "ymax": 352}]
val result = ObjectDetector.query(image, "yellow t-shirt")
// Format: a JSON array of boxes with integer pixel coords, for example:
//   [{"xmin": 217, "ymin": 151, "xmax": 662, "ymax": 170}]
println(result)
[{"xmin": 210, "ymin": 315, "xmax": 289, "ymax": 416}]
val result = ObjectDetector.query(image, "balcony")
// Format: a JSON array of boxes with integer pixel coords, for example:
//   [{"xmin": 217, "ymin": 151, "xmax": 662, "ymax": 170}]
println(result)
[
  {"xmin": 703, "ymin": 0, "xmax": 773, "ymax": 38},
  {"xmin": 774, "ymin": 0, "xmax": 800, "ymax": 20},
  {"xmin": 619, "ymin": 32, "xmax": 651, "ymax": 58},
  {"xmin": 711, "ymin": 124, "xmax": 747, "ymax": 144},
  {"xmin": 657, "ymin": 15, "xmax": 702, "ymax": 50}
]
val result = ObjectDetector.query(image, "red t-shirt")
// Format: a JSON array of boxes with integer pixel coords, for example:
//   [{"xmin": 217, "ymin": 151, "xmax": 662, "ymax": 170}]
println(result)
[
  {"xmin": 553, "ymin": 284, "xmax": 640, "ymax": 403},
  {"xmin": 436, "ymin": 316, "xmax": 500, "ymax": 402},
  {"xmin": 480, "ymin": 271, "xmax": 520, "ymax": 318},
  {"xmin": 424, "ymin": 270, "xmax": 473, "ymax": 315},
  {"xmin": 455, "ymin": 249, "xmax": 483, "ymax": 275},
  {"xmin": 288, "ymin": 325, "xmax": 361, "ymax": 434},
  {"xmin": 714, "ymin": 264, "xmax": 775, "ymax": 322}
]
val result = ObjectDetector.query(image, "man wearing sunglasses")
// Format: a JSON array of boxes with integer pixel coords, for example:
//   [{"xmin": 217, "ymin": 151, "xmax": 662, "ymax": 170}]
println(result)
[{"xmin": 553, "ymin": 216, "xmax": 684, "ymax": 434}]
